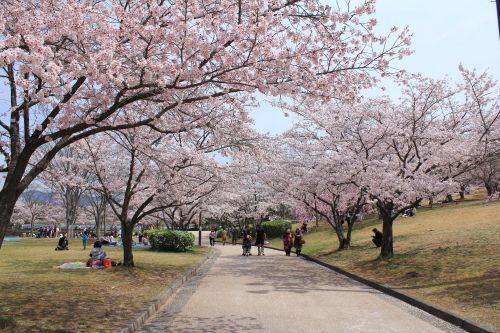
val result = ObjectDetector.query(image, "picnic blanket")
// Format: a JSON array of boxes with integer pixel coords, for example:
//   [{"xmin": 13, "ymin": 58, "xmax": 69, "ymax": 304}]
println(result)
[{"xmin": 55, "ymin": 262, "xmax": 89, "ymax": 269}]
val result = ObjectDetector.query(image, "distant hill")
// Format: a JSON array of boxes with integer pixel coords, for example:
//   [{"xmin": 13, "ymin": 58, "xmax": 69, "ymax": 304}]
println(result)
[{"xmin": 21, "ymin": 190, "xmax": 92, "ymax": 206}]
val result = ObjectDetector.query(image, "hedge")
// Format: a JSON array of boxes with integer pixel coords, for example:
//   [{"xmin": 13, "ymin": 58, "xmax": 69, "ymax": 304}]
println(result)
[
  {"xmin": 262, "ymin": 220, "xmax": 292, "ymax": 238},
  {"xmin": 145, "ymin": 230, "xmax": 195, "ymax": 252}
]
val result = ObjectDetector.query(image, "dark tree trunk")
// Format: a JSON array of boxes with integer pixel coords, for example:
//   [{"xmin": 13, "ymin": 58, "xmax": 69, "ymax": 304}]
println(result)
[
  {"xmin": 446, "ymin": 194, "xmax": 453, "ymax": 203},
  {"xmin": 380, "ymin": 215, "xmax": 394, "ymax": 257},
  {"xmin": 484, "ymin": 181, "xmax": 497, "ymax": 196},
  {"xmin": 337, "ymin": 237, "xmax": 350, "ymax": 250},
  {"xmin": 121, "ymin": 222, "xmax": 135, "ymax": 267},
  {"xmin": 459, "ymin": 185, "xmax": 466, "ymax": 199},
  {"xmin": 376, "ymin": 201, "xmax": 394, "ymax": 258},
  {"xmin": 336, "ymin": 232, "xmax": 349, "ymax": 250},
  {"xmin": 0, "ymin": 192, "xmax": 20, "ymax": 248},
  {"xmin": 428, "ymin": 197, "xmax": 433, "ymax": 208}
]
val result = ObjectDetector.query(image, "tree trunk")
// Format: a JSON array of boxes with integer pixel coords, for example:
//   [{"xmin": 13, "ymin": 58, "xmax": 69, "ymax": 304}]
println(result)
[
  {"xmin": 337, "ymin": 237, "xmax": 350, "ymax": 250},
  {"xmin": 446, "ymin": 194, "xmax": 453, "ymax": 203},
  {"xmin": 459, "ymin": 185, "xmax": 465, "ymax": 199},
  {"xmin": 376, "ymin": 201, "xmax": 394, "ymax": 258},
  {"xmin": 121, "ymin": 222, "xmax": 135, "ymax": 267},
  {"xmin": 31, "ymin": 217, "xmax": 35, "ymax": 237},
  {"xmin": 0, "ymin": 196, "xmax": 17, "ymax": 248},
  {"xmin": 380, "ymin": 215, "xmax": 393, "ymax": 257},
  {"xmin": 484, "ymin": 181, "xmax": 497, "ymax": 196}
]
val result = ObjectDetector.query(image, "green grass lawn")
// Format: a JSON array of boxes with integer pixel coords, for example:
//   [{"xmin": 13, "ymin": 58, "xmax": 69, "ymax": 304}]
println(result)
[
  {"xmin": 268, "ymin": 196, "xmax": 500, "ymax": 331},
  {"xmin": 0, "ymin": 238, "xmax": 209, "ymax": 332}
]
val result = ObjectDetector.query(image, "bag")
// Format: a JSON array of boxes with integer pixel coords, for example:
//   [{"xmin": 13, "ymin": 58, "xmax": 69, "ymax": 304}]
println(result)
[
  {"xmin": 300, "ymin": 238, "xmax": 306, "ymax": 245},
  {"xmin": 103, "ymin": 258, "xmax": 112, "ymax": 268}
]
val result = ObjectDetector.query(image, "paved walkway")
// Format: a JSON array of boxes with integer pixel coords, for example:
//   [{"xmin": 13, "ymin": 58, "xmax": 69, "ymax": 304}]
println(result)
[{"xmin": 138, "ymin": 243, "xmax": 466, "ymax": 333}]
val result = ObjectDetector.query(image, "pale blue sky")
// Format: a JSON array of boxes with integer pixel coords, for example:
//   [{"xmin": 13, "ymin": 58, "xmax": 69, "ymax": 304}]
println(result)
[{"xmin": 251, "ymin": 0, "xmax": 500, "ymax": 134}]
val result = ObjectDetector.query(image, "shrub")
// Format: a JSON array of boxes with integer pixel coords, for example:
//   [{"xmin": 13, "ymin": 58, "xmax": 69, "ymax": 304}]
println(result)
[
  {"xmin": 262, "ymin": 220, "xmax": 293, "ymax": 238},
  {"xmin": 145, "ymin": 230, "xmax": 195, "ymax": 252}
]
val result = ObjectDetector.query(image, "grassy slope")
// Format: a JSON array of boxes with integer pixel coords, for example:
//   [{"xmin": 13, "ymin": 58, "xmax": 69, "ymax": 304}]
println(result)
[
  {"xmin": 269, "ymin": 198, "xmax": 500, "ymax": 331},
  {"xmin": 0, "ymin": 239, "xmax": 209, "ymax": 332}
]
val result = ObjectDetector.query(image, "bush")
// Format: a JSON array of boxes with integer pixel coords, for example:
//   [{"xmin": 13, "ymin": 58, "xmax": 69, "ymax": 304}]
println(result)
[
  {"xmin": 145, "ymin": 230, "xmax": 195, "ymax": 252},
  {"xmin": 262, "ymin": 220, "xmax": 293, "ymax": 238}
]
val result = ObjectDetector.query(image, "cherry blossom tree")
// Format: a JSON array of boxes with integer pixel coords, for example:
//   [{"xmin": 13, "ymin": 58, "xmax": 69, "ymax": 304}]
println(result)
[
  {"xmin": 84, "ymin": 190, "xmax": 108, "ymax": 239},
  {"xmin": 261, "ymin": 132, "xmax": 368, "ymax": 250},
  {"xmin": 82, "ymin": 120, "xmax": 248, "ymax": 266},
  {"xmin": 40, "ymin": 146, "xmax": 92, "ymax": 237},
  {"xmin": 0, "ymin": 0, "xmax": 411, "ymax": 248},
  {"xmin": 273, "ymin": 68, "xmax": 499, "ymax": 257},
  {"xmin": 13, "ymin": 192, "xmax": 47, "ymax": 236}
]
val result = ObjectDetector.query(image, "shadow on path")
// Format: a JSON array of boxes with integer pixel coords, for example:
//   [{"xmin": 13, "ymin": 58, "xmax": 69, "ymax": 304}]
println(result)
[{"xmin": 209, "ymin": 252, "xmax": 380, "ymax": 295}]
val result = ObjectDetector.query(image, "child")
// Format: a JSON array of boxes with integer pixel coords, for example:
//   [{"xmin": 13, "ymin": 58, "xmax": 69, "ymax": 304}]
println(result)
[
  {"xmin": 242, "ymin": 235, "xmax": 252, "ymax": 256},
  {"xmin": 87, "ymin": 241, "xmax": 107, "ymax": 267}
]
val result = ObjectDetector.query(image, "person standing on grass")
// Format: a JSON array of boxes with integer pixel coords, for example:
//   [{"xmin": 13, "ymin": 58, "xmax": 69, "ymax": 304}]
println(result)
[
  {"xmin": 81, "ymin": 232, "xmax": 89, "ymax": 250},
  {"xmin": 209, "ymin": 229, "xmax": 216, "ymax": 246},
  {"xmin": 293, "ymin": 228, "xmax": 304, "ymax": 256},
  {"xmin": 255, "ymin": 224, "xmax": 266, "ymax": 256},
  {"xmin": 282, "ymin": 229, "xmax": 293, "ymax": 256}
]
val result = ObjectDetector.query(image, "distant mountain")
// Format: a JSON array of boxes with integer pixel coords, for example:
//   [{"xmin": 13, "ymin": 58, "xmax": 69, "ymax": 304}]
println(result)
[
  {"xmin": 21, "ymin": 190, "xmax": 92, "ymax": 206},
  {"xmin": 21, "ymin": 190, "xmax": 54, "ymax": 203}
]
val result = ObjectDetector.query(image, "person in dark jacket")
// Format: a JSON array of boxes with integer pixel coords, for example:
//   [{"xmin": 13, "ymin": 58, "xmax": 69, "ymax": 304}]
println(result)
[
  {"xmin": 55, "ymin": 234, "xmax": 69, "ymax": 251},
  {"xmin": 372, "ymin": 228, "xmax": 383, "ymax": 247},
  {"xmin": 254, "ymin": 224, "xmax": 266, "ymax": 256}
]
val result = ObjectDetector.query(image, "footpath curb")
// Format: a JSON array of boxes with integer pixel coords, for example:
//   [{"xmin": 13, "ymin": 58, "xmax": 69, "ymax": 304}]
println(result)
[
  {"xmin": 264, "ymin": 245, "xmax": 495, "ymax": 333},
  {"xmin": 117, "ymin": 248, "xmax": 214, "ymax": 333}
]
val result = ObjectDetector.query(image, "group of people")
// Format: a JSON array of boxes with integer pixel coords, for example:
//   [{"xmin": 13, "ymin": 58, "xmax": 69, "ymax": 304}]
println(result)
[
  {"xmin": 241, "ymin": 224, "xmax": 267, "ymax": 256},
  {"xmin": 208, "ymin": 224, "xmax": 307, "ymax": 257},
  {"xmin": 282, "ymin": 228, "xmax": 304, "ymax": 256},
  {"xmin": 36, "ymin": 225, "xmax": 59, "ymax": 238}
]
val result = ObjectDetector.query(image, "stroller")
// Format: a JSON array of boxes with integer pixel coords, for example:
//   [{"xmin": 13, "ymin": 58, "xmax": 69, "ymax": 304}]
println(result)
[{"xmin": 242, "ymin": 235, "xmax": 252, "ymax": 256}]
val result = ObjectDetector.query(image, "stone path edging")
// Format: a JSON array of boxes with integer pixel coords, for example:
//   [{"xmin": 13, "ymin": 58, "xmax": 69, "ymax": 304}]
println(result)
[
  {"xmin": 264, "ymin": 245, "xmax": 495, "ymax": 333},
  {"xmin": 116, "ymin": 248, "xmax": 215, "ymax": 333}
]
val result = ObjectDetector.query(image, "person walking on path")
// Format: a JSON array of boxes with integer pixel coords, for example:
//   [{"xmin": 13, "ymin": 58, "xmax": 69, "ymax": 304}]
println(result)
[
  {"xmin": 209, "ymin": 229, "xmax": 216, "ymax": 246},
  {"xmin": 293, "ymin": 228, "xmax": 304, "ymax": 256},
  {"xmin": 230, "ymin": 226, "xmax": 238, "ymax": 245},
  {"xmin": 81, "ymin": 232, "xmax": 89, "ymax": 250},
  {"xmin": 255, "ymin": 224, "xmax": 266, "ymax": 256},
  {"xmin": 220, "ymin": 228, "xmax": 227, "ymax": 246},
  {"xmin": 282, "ymin": 229, "xmax": 293, "ymax": 256}
]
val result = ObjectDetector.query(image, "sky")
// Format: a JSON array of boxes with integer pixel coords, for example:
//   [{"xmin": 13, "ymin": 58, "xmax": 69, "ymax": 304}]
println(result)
[{"xmin": 250, "ymin": 0, "xmax": 500, "ymax": 134}]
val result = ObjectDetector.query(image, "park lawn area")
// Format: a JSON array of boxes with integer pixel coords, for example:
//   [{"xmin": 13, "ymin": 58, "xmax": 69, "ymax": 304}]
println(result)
[
  {"xmin": 268, "ymin": 197, "xmax": 500, "ymax": 332},
  {"xmin": 0, "ymin": 238, "xmax": 209, "ymax": 332}
]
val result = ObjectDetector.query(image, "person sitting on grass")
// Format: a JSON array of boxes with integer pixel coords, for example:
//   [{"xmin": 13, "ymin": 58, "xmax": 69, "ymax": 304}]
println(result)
[
  {"xmin": 372, "ymin": 228, "xmax": 383, "ymax": 248},
  {"xmin": 87, "ymin": 241, "xmax": 107, "ymax": 267},
  {"xmin": 55, "ymin": 234, "xmax": 69, "ymax": 251}
]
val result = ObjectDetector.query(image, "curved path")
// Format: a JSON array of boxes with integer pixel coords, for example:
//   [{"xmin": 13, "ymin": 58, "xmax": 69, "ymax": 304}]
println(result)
[{"xmin": 138, "ymin": 243, "xmax": 466, "ymax": 333}]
